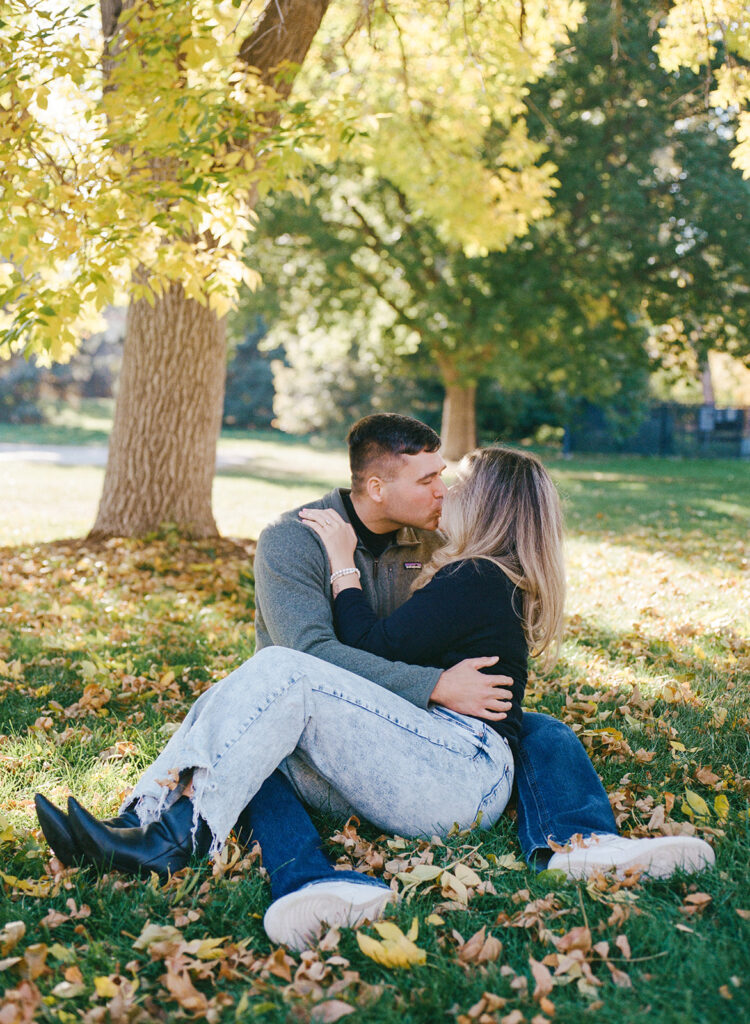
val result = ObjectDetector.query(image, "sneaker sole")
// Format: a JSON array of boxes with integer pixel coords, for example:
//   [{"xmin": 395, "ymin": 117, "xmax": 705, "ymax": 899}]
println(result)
[
  {"xmin": 264, "ymin": 887, "xmax": 394, "ymax": 951},
  {"xmin": 560, "ymin": 838, "xmax": 715, "ymax": 880}
]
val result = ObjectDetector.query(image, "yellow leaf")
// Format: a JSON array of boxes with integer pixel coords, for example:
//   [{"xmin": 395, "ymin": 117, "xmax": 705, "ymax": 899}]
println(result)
[
  {"xmin": 94, "ymin": 977, "xmax": 119, "ymax": 998},
  {"xmin": 492, "ymin": 853, "xmax": 526, "ymax": 871},
  {"xmin": 682, "ymin": 790, "xmax": 711, "ymax": 821},
  {"xmin": 0, "ymin": 814, "xmax": 15, "ymax": 844},
  {"xmin": 425, "ymin": 914, "xmax": 445, "ymax": 926},
  {"xmin": 670, "ymin": 741, "xmax": 687, "ymax": 752},
  {"xmin": 356, "ymin": 918, "xmax": 426, "ymax": 969},
  {"xmin": 714, "ymin": 794, "xmax": 729, "ymax": 822},
  {"xmin": 0, "ymin": 872, "xmax": 57, "ymax": 898}
]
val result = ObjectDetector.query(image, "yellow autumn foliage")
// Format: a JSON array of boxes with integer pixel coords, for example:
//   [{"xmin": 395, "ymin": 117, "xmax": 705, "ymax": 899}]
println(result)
[
  {"xmin": 0, "ymin": 0, "xmax": 583, "ymax": 360},
  {"xmin": 656, "ymin": 1, "xmax": 750, "ymax": 176}
]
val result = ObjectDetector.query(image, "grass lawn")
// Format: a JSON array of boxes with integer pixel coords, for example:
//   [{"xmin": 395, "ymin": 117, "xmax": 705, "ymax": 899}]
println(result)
[{"xmin": 1, "ymin": 426, "xmax": 749, "ymax": 1023}]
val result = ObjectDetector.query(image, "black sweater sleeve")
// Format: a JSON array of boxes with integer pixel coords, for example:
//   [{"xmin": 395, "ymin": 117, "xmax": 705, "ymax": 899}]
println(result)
[{"xmin": 333, "ymin": 561, "xmax": 518, "ymax": 667}]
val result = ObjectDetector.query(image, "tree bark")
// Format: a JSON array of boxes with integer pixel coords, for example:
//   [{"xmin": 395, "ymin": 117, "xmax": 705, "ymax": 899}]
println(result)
[
  {"xmin": 90, "ymin": 285, "xmax": 226, "ymax": 538},
  {"xmin": 440, "ymin": 383, "xmax": 477, "ymax": 461},
  {"xmin": 91, "ymin": 0, "xmax": 331, "ymax": 537}
]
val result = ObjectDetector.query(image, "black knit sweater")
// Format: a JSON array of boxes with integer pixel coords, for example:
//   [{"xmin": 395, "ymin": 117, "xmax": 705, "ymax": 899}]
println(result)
[{"xmin": 333, "ymin": 558, "xmax": 527, "ymax": 755}]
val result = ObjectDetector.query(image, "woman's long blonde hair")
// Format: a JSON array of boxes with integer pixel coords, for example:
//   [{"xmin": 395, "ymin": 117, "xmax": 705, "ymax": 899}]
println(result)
[{"xmin": 418, "ymin": 446, "xmax": 566, "ymax": 668}]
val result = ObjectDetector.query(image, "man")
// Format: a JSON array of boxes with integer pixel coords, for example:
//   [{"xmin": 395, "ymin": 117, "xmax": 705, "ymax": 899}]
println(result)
[{"xmin": 247, "ymin": 414, "xmax": 713, "ymax": 948}]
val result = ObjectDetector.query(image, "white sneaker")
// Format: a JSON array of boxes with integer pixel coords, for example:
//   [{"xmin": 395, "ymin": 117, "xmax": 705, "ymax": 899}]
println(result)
[
  {"xmin": 547, "ymin": 833, "xmax": 715, "ymax": 880},
  {"xmin": 263, "ymin": 879, "xmax": 395, "ymax": 951}
]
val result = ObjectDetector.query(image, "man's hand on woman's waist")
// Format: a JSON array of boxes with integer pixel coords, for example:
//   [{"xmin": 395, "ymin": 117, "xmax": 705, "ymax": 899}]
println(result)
[{"xmin": 430, "ymin": 657, "xmax": 512, "ymax": 720}]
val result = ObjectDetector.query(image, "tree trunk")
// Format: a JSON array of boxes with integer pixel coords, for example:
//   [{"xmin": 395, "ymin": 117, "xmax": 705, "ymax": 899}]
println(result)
[
  {"xmin": 90, "ymin": 0, "xmax": 332, "ymax": 538},
  {"xmin": 440, "ymin": 383, "xmax": 477, "ymax": 461},
  {"xmin": 90, "ymin": 284, "xmax": 225, "ymax": 538}
]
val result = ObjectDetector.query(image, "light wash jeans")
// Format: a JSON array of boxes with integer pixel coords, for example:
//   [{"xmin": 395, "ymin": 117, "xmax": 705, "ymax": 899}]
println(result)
[{"xmin": 127, "ymin": 647, "xmax": 514, "ymax": 856}]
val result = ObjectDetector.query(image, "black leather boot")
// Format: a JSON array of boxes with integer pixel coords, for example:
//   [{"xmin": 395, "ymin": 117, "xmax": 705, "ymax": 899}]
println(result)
[
  {"xmin": 34, "ymin": 794, "xmax": 140, "ymax": 867},
  {"xmin": 67, "ymin": 795, "xmax": 211, "ymax": 878}
]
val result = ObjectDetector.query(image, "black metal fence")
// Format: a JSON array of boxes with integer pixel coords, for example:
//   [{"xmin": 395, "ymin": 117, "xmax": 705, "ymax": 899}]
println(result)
[{"xmin": 568, "ymin": 403, "xmax": 750, "ymax": 458}]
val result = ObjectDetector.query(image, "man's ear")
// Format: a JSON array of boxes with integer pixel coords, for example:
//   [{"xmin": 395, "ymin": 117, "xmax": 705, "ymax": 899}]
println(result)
[{"xmin": 366, "ymin": 475, "xmax": 385, "ymax": 504}]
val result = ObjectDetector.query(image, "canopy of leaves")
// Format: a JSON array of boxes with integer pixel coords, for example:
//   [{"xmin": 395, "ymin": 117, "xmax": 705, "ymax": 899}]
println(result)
[
  {"xmin": 656, "ymin": 0, "xmax": 750, "ymax": 176},
  {"xmin": 0, "ymin": 0, "xmax": 583, "ymax": 362}
]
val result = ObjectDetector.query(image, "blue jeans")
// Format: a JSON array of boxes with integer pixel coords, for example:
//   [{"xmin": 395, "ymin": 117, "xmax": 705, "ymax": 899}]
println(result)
[
  {"xmin": 231, "ymin": 714, "xmax": 617, "ymax": 898},
  {"xmin": 125, "ymin": 647, "xmax": 514, "ymax": 865},
  {"xmin": 515, "ymin": 711, "xmax": 617, "ymax": 862}
]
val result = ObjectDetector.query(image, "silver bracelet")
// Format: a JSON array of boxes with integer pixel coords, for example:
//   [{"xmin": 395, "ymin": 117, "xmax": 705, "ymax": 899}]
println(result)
[{"xmin": 330, "ymin": 567, "xmax": 361, "ymax": 584}]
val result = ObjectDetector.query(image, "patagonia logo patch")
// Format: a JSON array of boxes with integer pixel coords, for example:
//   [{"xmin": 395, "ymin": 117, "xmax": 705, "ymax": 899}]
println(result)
[{"xmin": 404, "ymin": 561, "xmax": 422, "ymax": 570}]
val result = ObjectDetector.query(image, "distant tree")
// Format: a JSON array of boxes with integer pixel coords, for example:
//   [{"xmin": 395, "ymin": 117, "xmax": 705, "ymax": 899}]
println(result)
[{"xmin": 243, "ymin": 0, "xmax": 749, "ymax": 456}]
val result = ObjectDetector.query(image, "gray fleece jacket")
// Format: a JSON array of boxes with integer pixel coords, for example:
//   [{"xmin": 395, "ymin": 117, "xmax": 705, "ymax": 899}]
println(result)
[{"xmin": 253, "ymin": 488, "xmax": 445, "ymax": 708}]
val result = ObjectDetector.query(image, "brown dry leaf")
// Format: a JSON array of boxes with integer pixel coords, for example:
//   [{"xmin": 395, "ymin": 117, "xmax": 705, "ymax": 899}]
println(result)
[
  {"xmin": 65, "ymin": 898, "xmax": 91, "ymax": 919},
  {"xmin": 695, "ymin": 767, "xmax": 721, "ymax": 787},
  {"xmin": 0, "ymin": 980, "xmax": 42, "ymax": 1024},
  {"xmin": 607, "ymin": 962, "xmax": 633, "ymax": 988},
  {"xmin": 735, "ymin": 909, "xmax": 750, "ymax": 920},
  {"xmin": 529, "ymin": 956, "xmax": 554, "ymax": 999},
  {"xmin": 163, "ymin": 962, "xmax": 209, "ymax": 1014},
  {"xmin": 500, "ymin": 1011, "xmax": 525, "ymax": 1024},
  {"xmin": 310, "ymin": 1000, "xmax": 356, "ymax": 1022},
  {"xmin": 18, "ymin": 944, "xmax": 49, "ymax": 981},
  {"xmin": 64, "ymin": 965, "xmax": 84, "ymax": 984},
  {"xmin": 554, "ymin": 926, "xmax": 592, "ymax": 955},
  {"xmin": 634, "ymin": 748, "xmax": 657, "ymax": 763},
  {"xmin": 0, "ymin": 922, "xmax": 25, "ymax": 957},
  {"xmin": 680, "ymin": 893, "xmax": 712, "ymax": 916},
  {"xmin": 39, "ymin": 909, "xmax": 70, "ymax": 930},
  {"xmin": 615, "ymin": 934, "xmax": 632, "ymax": 959},
  {"xmin": 539, "ymin": 995, "xmax": 556, "ymax": 1016},
  {"xmin": 263, "ymin": 946, "xmax": 295, "ymax": 982},
  {"xmin": 457, "ymin": 926, "xmax": 503, "ymax": 966}
]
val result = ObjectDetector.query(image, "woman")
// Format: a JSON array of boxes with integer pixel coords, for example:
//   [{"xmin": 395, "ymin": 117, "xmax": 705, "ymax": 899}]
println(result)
[{"xmin": 38, "ymin": 446, "xmax": 564, "ymax": 880}]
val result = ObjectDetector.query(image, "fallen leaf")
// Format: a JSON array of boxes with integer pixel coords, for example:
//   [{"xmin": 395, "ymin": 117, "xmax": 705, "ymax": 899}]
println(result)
[
  {"xmin": 529, "ymin": 956, "xmax": 554, "ymax": 1000},
  {"xmin": 132, "ymin": 922, "xmax": 183, "ymax": 952},
  {"xmin": 0, "ymin": 921, "xmax": 25, "ymax": 956},
  {"xmin": 310, "ymin": 1000, "xmax": 356, "ymax": 1022},
  {"xmin": 714, "ymin": 794, "xmax": 729, "ymax": 822},
  {"xmin": 93, "ymin": 976, "xmax": 120, "ymax": 998},
  {"xmin": 681, "ymin": 790, "xmax": 711, "ymax": 821},
  {"xmin": 457, "ymin": 926, "xmax": 502, "ymax": 966},
  {"xmin": 614, "ymin": 934, "xmax": 632, "ymax": 959},
  {"xmin": 356, "ymin": 919, "xmax": 426, "ymax": 969},
  {"xmin": 50, "ymin": 980, "xmax": 86, "ymax": 999},
  {"xmin": 607, "ymin": 962, "xmax": 633, "ymax": 988},
  {"xmin": 163, "ymin": 962, "xmax": 208, "ymax": 1013}
]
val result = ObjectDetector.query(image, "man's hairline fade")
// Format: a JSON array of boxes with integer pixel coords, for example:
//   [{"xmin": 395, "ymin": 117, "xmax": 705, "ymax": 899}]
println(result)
[{"xmin": 346, "ymin": 413, "xmax": 441, "ymax": 494}]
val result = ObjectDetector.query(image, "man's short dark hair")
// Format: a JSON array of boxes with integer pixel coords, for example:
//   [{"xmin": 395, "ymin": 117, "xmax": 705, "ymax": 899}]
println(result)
[{"xmin": 347, "ymin": 414, "xmax": 441, "ymax": 493}]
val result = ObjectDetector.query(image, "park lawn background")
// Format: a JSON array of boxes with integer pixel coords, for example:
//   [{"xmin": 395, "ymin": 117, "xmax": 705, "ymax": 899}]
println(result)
[{"xmin": 1, "ymin": 421, "xmax": 748, "ymax": 1023}]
